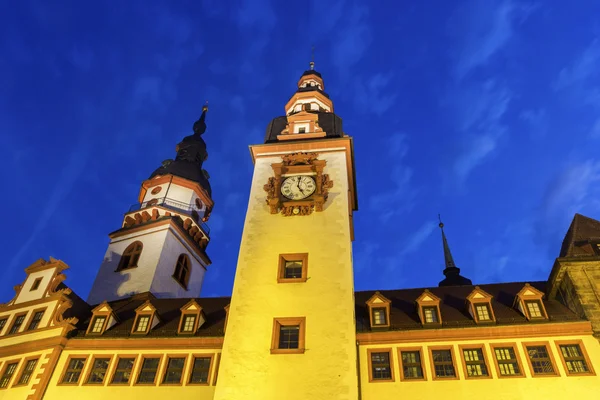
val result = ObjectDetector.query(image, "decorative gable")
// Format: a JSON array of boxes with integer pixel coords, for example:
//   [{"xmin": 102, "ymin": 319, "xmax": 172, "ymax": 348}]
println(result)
[
  {"xmin": 86, "ymin": 302, "xmax": 117, "ymax": 335},
  {"xmin": 416, "ymin": 290, "xmax": 442, "ymax": 325},
  {"xmin": 515, "ymin": 283, "xmax": 548, "ymax": 321},
  {"xmin": 466, "ymin": 286, "xmax": 496, "ymax": 323},
  {"xmin": 9, "ymin": 258, "xmax": 69, "ymax": 306},
  {"xmin": 178, "ymin": 299, "xmax": 205, "ymax": 335},
  {"xmin": 366, "ymin": 292, "xmax": 391, "ymax": 329}
]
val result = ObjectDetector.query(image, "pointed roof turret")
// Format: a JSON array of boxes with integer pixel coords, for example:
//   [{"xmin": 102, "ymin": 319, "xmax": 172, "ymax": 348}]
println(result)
[
  {"xmin": 438, "ymin": 216, "xmax": 472, "ymax": 287},
  {"xmin": 559, "ymin": 213, "xmax": 600, "ymax": 258},
  {"xmin": 149, "ymin": 102, "xmax": 212, "ymax": 196}
]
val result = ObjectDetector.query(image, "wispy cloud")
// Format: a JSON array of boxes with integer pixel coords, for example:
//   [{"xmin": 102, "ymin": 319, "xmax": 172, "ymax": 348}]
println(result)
[
  {"xmin": 535, "ymin": 160, "xmax": 600, "ymax": 255},
  {"xmin": 331, "ymin": 3, "xmax": 372, "ymax": 79},
  {"xmin": 354, "ymin": 73, "xmax": 398, "ymax": 116},
  {"xmin": 452, "ymin": 0, "xmax": 537, "ymax": 79},
  {"xmin": 368, "ymin": 133, "xmax": 417, "ymax": 221},
  {"xmin": 447, "ymin": 80, "xmax": 511, "ymax": 185},
  {"xmin": 398, "ymin": 221, "xmax": 437, "ymax": 257},
  {"xmin": 554, "ymin": 38, "xmax": 600, "ymax": 91},
  {"xmin": 520, "ymin": 108, "xmax": 547, "ymax": 139}
]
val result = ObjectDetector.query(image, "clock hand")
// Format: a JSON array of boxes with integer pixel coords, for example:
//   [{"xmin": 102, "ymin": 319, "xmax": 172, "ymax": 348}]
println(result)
[{"xmin": 297, "ymin": 177, "xmax": 305, "ymax": 194}]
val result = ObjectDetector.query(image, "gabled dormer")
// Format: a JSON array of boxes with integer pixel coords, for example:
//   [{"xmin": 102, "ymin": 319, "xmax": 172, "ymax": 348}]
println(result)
[
  {"xmin": 466, "ymin": 286, "xmax": 496, "ymax": 324},
  {"xmin": 515, "ymin": 283, "xmax": 548, "ymax": 321},
  {"xmin": 178, "ymin": 299, "xmax": 205, "ymax": 335},
  {"xmin": 86, "ymin": 302, "xmax": 118, "ymax": 335},
  {"xmin": 131, "ymin": 300, "xmax": 160, "ymax": 335},
  {"xmin": 416, "ymin": 290, "xmax": 442, "ymax": 325},
  {"xmin": 366, "ymin": 292, "xmax": 391, "ymax": 329}
]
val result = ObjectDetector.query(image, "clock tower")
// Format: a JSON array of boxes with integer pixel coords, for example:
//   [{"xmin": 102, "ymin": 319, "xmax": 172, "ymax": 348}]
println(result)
[{"xmin": 214, "ymin": 64, "xmax": 358, "ymax": 399}]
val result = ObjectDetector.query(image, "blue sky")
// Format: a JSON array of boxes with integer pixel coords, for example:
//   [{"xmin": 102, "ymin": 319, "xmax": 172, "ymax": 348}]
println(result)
[{"xmin": 1, "ymin": 0, "xmax": 600, "ymax": 301}]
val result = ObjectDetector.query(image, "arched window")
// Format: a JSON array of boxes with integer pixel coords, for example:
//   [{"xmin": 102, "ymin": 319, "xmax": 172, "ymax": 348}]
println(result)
[
  {"xmin": 173, "ymin": 254, "xmax": 190, "ymax": 289},
  {"xmin": 116, "ymin": 241, "xmax": 143, "ymax": 271}
]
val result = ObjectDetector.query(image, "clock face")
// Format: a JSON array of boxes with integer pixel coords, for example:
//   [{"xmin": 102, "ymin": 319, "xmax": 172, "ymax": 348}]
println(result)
[{"xmin": 280, "ymin": 175, "xmax": 316, "ymax": 200}]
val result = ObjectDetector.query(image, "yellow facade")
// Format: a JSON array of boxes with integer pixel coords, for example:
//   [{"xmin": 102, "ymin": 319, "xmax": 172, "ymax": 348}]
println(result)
[
  {"xmin": 43, "ymin": 348, "xmax": 221, "ymax": 400},
  {"xmin": 214, "ymin": 145, "xmax": 359, "ymax": 400},
  {"xmin": 359, "ymin": 335, "xmax": 600, "ymax": 400}
]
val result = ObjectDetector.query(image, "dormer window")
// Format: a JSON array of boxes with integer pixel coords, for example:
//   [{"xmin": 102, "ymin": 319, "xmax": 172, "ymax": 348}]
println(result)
[
  {"xmin": 177, "ymin": 300, "xmax": 204, "ymax": 335},
  {"xmin": 525, "ymin": 300, "xmax": 544, "ymax": 318},
  {"xmin": 298, "ymin": 127, "xmax": 306, "ymax": 134},
  {"xmin": 515, "ymin": 283, "xmax": 548, "ymax": 321},
  {"xmin": 90, "ymin": 316, "xmax": 106, "ymax": 333},
  {"xmin": 116, "ymin": 241, "xmax": 143, "ymax": 271},
  {"xmin": 474, "ymin": 304, "xmax": 491, "ymax": 321},
  {"xmin": 134, "ymin": 315, "xmax": 150, "ymax": 332},
  {"xmin": 416, "ymin": 290, "xmax": 442, "ymax": 325},
  {"xmin": 131, "ymin": 301, "xmax": 158, "ymax": 335},
  {"xmin": 86, "ymin": 302, "xmax": 117, "ymax": 336},
  {"xmin": 173, "ymin": 254, "xmax": 190, "ymax": 290},
  {"xmin": 466, "ymin": 287, "xmax": 496, "ymax": 324},
  {"xmin": 366, "ymin": 292, "xmax": 391, "ymax": 329},
  {"xmin": 372, "ymin": 308, "xmax": 387, "ymax": 326},
  {"xmin": 423, "ymin": 307, "xmax": 439, "ymax": 323}
]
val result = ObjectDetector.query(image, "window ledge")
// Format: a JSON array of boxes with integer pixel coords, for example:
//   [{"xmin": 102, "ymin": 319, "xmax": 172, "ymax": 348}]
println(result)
[{"xmin": 270, "ymin": 348, "xmax": 305, "ymax": 355}]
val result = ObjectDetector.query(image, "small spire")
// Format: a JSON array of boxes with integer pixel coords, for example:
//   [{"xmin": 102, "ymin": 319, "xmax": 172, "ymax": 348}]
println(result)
[
  {"xmin": 438, "ymin": 214, "xmax": 457, "ymax": 271},
  {"xmin": 437, "ymin": 214, "xmax": 473, "ymax": 287},
  {"xmin": 193, "ymin": 101, "xmax": 209, "ymax": 136},
  {"xmin": 309, "ymin": 45, "xmax": 315, "ymax": 70}
]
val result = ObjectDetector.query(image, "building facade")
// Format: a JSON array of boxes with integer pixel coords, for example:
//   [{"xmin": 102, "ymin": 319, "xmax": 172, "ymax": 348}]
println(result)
[{"xmin": 0, "ymin": 65, "xmax": 599, "ymax": 400}]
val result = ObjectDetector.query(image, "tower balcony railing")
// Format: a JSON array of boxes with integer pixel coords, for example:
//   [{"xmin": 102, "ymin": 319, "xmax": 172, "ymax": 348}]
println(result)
[{"xmin": 127, "ymin": 196, "xmax": 210, "ymax": 235}]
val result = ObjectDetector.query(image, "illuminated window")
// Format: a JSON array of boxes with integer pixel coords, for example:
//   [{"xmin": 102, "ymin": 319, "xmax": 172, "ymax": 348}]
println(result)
[
  {"xmin": 181, "ymin": 315, "xmax": 196, "ymax": 333},
  {"xmin": 61, "ymin": 358, "xmax": 86, "ymax": 384},
  {"xmin": 110, "ymin": 358, "xmax": 135, "ymax": 384},
  {"xmin": 372, "ymin": 308, "xmax": 387, "ymax": 326},
  {"xmin": 0, "ymin": 362, "xmax": 18, "ymax": 388},
  {"xmin": 525, "ymin": 301, "xmax": 543, "ymax": 318},
  {"xmin": 116, "ymin": 241, "xmax": 143, "ymax": 271},
  {"xmin": 134, "ymin": 315, "xmax": 150, "ymax": 333},
  {"xmin": 431, "ymin": 349, "xmax": 456, "ymax": 378},
  {"xmin": 87, "ymin": 358, "xmax": 111, "ymax": 384},
  {"xmin": 189, "ymin": 357, "xmax": 212, "ymax": 384},
  {"xmin": 173, "ymin": 254, "xmax": 190, "ymax": 289},
  {"xmin": 137, "ymin": 358, "xmax": 161, "ymax": 384},
  {"xmin": 8, "ymin": 314, "xmax": 26, "ymax": 335},
  {"xmin": 423, "ymin": 307, "xmax": 439, "ymax": 323},
  {"xmin": 90, "ymin": 316, "xmax": 106, "ymax": 334},
  {"xmin": 559, "ymin": 344, "xmax": 591, "ymax": 374},
  {"xmin": 474, "ymin": 304, "xmax": 491, "ymax": 321},
  {"xmin": 278, "ymin": 254, "xmax": 308, "ymax": 283},
  {"xmin": 462, "ymin": 348, "xmax": 488, "ymax": 377},
  {"xmin": 27, "ymin": 310, "xmax": 45, "ymax": 330},
  {"xmin": 494, "ymin": 347, "xmax": 521, "ymax": 376},
  {"xmin": 162, "ymin": 357, "xmax": 186, "ymax": 384},
  {"xmin": 16, "ymin": 359, "xmax": 38, "ymax": 385},
  {"xmin": 370, "ymin": 351, "xmax": 393, "ymax": 380},
  {"xmin": 525, "ymin": 345, "xmax": 556, "ymax": 375},
  {"xmin": 271, "ymin": 317, "xmax": 306, "ymax": 354},
  {"xmin": 400, "ymin": 350, "xmax": 424, "ymax": 380},
  {"xmin": 30, "ymin": 277, "xmax": 42, "ymax": 291}
]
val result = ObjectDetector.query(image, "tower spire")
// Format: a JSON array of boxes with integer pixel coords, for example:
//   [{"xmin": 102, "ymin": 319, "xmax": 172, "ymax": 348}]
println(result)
[
  {"xmin": 437, "ymin": 215, "xmax": 472, "ymax": 287},
  {"xmin": 310, "ymin": 45, "xmax": 315, "ymax": 70}
]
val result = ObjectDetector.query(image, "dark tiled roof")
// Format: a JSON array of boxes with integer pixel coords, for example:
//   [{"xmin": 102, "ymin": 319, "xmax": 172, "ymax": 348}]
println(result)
[
  {"xmin": 559, "ymin": 213, "xmax": 600, "ymax": 258},
  {"xmin": 355, "ymin": 281, "xmax": 583, "ymax": 333},
  {"xmin": 264, "ymin": 112, "xmax": 344, "ymax": 143},
  {"xmin": 65, "ymin": 281, "xmax": 584, "ymax": 339},
  {"xmin": 70, "ymin": 294, "xmax": 230, "ymax": 339}
]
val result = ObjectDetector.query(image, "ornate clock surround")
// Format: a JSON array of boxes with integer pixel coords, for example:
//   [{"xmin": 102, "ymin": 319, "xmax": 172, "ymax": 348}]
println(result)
[{"xmin": 263, "ymin": 152, "xmax": 333, "ymax": 216}]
